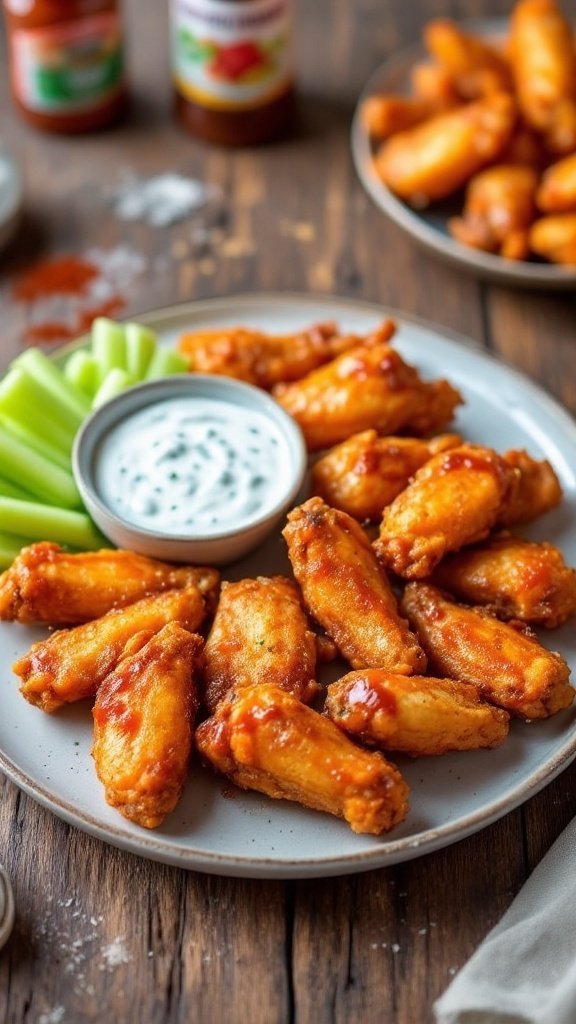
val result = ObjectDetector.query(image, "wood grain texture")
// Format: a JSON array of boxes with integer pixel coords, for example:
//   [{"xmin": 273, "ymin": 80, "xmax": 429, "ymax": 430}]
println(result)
[{"xmin": 1, "ymin": 1, "xmax": 576, "ymax": 1022}]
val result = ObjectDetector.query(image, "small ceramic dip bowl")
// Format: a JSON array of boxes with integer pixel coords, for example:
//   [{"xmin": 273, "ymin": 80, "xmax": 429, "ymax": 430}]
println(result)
[{"xmin": 72, "ymin": 374, "xmax": 307, "ymax": 565}]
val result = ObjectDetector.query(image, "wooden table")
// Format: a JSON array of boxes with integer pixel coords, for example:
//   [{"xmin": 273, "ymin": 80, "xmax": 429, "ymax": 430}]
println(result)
[{"xmin": 1, "ymin": 1, "xmax": 575, "ymax": 1021}]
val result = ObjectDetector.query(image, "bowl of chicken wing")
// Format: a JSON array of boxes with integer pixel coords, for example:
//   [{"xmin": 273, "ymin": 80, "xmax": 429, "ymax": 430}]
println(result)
[{"xmin": 352, "ymin": 0, "xmax": 576, "ymax": 286}]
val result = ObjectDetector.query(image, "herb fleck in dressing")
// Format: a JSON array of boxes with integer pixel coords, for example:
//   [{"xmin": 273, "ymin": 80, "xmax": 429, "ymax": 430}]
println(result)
[{"xmin": 95, "ymin": 396, "xmax": 291, "ymax": 536}]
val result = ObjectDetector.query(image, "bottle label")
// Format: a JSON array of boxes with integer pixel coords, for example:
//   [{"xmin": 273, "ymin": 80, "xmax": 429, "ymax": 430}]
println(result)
[
  {"xmin": 9, "ymin": 13, "xmax": 124, "ymax": 114},
  {"xmin": 171, "ymin": 0, "xmax": 293, "ymax": 112}
]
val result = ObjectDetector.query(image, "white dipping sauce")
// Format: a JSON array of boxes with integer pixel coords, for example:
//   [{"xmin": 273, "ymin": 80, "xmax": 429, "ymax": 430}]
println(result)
[{"xmin": 95, "ymin": 396, "xmax": 292, "ymax": 536}]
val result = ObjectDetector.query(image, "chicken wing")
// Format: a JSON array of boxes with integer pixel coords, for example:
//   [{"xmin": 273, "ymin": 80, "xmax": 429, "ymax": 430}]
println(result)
[
  {"xmin": 374, "ymin": 444, "xmax": 517, "ymax": 579},
  {"xmin": 410, "ymin": 62, "xmax": 461, "ymax": 112},
  {"xmin": 509, "ymin": 0, "xmax": 576, "ymax": 154},
  {"xmin": 14, "ymin": 587, "xmax": 208, "ymax": 713},
  {"xmin": 361, "ymin": 95, "xmax": 433, "ymax": 140},
  {"xmin": 92, "ymin": 623, "xmax": 203, "ymax": 829},
  {"xmin": 176, "ymin": 322, "xmax": 366, "ymax": 389},
  {"xmin": 424, "ymin": 19, "xmax": 512, "ymax": 100},
  {"xmin": 311, "ymin": 431, "xmax": 461, "ymax": 521},
  {"xmin": 283, "ymin": 497, "xmax": 426, "ymax": 674},
  {"xmin": 273, "ymin": 339, "xmax": 462, "ymax": 452},
  {"xmin": 400, "ymin": 582, "xmax": 574, "ymax": 719},
  {"xmin": 195, "ymin": 683, "xmax": 409, "ymax": 835},
  {"xmin": 432, "ymin": 534, "xmax": 576, "ymax": 629},
  {"xmin": 374, "ymin": 93, "xmax": 516, "ymax": 206},
  {"xmin": 497, "ymin": 449, "xmax": 563, "ymax": 525},
  {"xmin": 324, "ymin": 669, "xmax": 509, "ymax": 756},
  {"xmin": 202, "ymin": 575, "xmax": 318, "ymax": 713},
  {"xmin": 529, "ymin": 213, "xmax": 576, "ymax": 264},
  {"xmin": 537, "ymin": 152, "xmax": 576, "ymax": 213},
  {"xmin": 449, "ymin": 165, "xmax": 538, "ymax": 260},
  {"xmin": 0, "ymin": 542, "xmax": 220, "ymax": 625}
]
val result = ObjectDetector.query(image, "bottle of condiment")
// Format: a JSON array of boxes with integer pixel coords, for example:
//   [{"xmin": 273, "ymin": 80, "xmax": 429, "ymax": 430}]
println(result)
[
  {"xmin": 170, "ymin": 0, "xmax": 295, "ymax": 147},
  {"xmin": 1, "ymin": 0, "xmax": 126, "ymax": 133}
]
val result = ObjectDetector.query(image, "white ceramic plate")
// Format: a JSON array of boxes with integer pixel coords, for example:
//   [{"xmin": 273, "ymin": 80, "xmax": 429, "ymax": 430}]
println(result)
[
  {"xmin": 1, "ymin": 293, "xmax": 576, "ymax": 879},
  {"xmin": 351, "ymin": 20, "xmax": 576, "ymax": 289}
]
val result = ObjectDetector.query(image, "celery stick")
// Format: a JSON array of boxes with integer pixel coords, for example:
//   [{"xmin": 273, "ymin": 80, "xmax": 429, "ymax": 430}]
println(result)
[
  {"xmin": 64, "ymin": 350, "xmax": 100, "ymax": 398},
  {"xmin": 92, "ymin": 368, "xmax": 136, "ymax": 409},
  {"xmin": 0, "ymin": 474, "xmax": 36, "ymax": 502},
  {"xmin": 125, "ymin": 322, "xmax": 157, "ymax": 379},
  {"xmin": 0, "ymin": 367, "xmax": 82, "ymax": 440},
  {"xmin": 91, "ymin": 318, "xmax": 126, "ymax": 378},
  {"xmin": 14, "ymin": 348, "xmax": 91, "ymax": 421},
  {"xmin": 0, "ymin": 415, "xmax": 71, "ymax": 470},
  {"xmin": 0, "ymin": 424, "xmax": 81, "ymax": 509},
  {"xmin": 0, "ymin": 530, "xmax": 31, "ymax": 569},
  {"xmin": 145, "ymin": 348, "xmax": 188, "ymax": 379},
  {"xmin": 0, "ymin": 498, "xmax": 106, "ymax": 549}
]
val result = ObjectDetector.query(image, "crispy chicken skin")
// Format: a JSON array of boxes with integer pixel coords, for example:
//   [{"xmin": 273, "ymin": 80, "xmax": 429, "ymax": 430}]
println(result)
[
  {"xmin": 13, "ymin": 588, "xmax": 208, "ymax": 713},
  {"xmin": 374, "ymin": 93, "xmax": 516, "ymax": 206},
  {"xmin": 375, "ymin": 444, "xmax": 517, "ymax": 579},
  {"xmin": 424, "ymin": 19, "xmax": 512, "ymax": 101},
  {"xmin": 497, "ymin": 449, "xmax": 563, "ymax": 525},
  {"xmin": 195, "ymin": 683, "xmax": 409, "ymax": 835},
  {"xmin": 0, "ymin": 542, "xmax": 220, "ymax": 625},
  {"xmin": 432, "ymin": 534, "xmax": 576, "ymax": 629},
  {"xmin": 449, "ymin": 165, "xmax": 539, "ymax": 261},
  {"xmin": 92, "ymin": 624, "xmax": 203, "ymax": 829},
  {"xmin": 283, "ymin": 497, "xmax": 426, "ymax": 674},
  {"xmin": 202, "ymin": 576, "xmax": 318, "ymax": 713},
  {"xmin": 273, "ymin": 335, "xmax": 462, "ymax": 452},
  {"xmin": 529, "ymin": 213, "xmax": 576, "ymax": 264},
  {"xmin": 325, "ymin": 670, "xmax": 510, "ymax": 756},
  {"xmin": 311, "ymin": 431, "xmax": 461, "ymax": 521},
  {"xmin": 401, "ymin": 583, "xmax": 574, "ymax": 719},
  {"xmin": 537, "ymin": 152, "xmax": 576, "ymax": 213},
  {"xmin": 509, "ymin": 0, "xmax": 576, "ymax": 154},
  {"xmin": 176, "ymin": 322, "xmax": 365, "ymax": 389}
]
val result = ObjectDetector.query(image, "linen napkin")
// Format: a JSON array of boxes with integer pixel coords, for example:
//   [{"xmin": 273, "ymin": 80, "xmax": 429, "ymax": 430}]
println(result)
[{"xmin": 434, "ymin": 816, "xmax": 576, "ymax": 1024}]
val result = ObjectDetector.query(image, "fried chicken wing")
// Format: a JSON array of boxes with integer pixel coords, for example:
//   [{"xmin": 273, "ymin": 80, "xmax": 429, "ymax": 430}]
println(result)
[
  {"xmin": 195, "ymin": 683, "xmax": 409, "ymax": 835},
  {"xmin": 432, "ymin": 534, "xmax": 576, "ymax": 629},
  {"xmin": 374, "ymin": 445, "xmax": 517, "ymax": 579},
  {"xmin": 509, "ymin": 0, "xmax": 576, "ymax": 154},
  {"xmin": 92, "ymin": 624, "xmax": 203, "ymax": 829},
  {"xmin": 361, "ymin": 95, "xmax": 433, "ymax": 140},
  {"xmin": 401, "ymin": 582, "xmax": 574, "ymax": 719},
  {"xmin": 537, "ymin": 152, "xmax": 576, "ymax": 213},
  {"xmin": 176, "ymin": 322, "xmax": 366, "ymax": 389},
  {"xmin": 13, "ymin": 588, "xmax": 208, "ymax": 713},
  {"xmin": 497, "ymin": 449, "xmax": 563, "ymax": 525},
  {"xmin": 529, "ymin": 213, "xmax": 576, "ymax": 264},
  {"xmin": 424, "ymin": 19, "xmax": 512, "ymax": 100},
  {"xmin": 273, "ymin": 339, "xmax": 462, "ymax": 452},
  {"xmin": 324, "ymin": 669, "xmax": 510, "ymax": 756},
  {"xmin": 0, "ymin": 542, "xmax": 220, "ymax": 625},
  {"xmin": 283, "ymin": 497, "xmax": 426, "ymax": 674},
  {"xmin": 311, "ymin": 431, "xmax": 461, "ymax": 521},
  {"xmin": 449, "ymin": 165, "xmax": 538, "ymax": 260},
  {"xmin": 374, "ymin": 93, "xmax": 516, "ymax": 206},
  {"xmin": 410, "ymin": 62, "xmax": 461, "ymax": 111},
  {"xmin": 203, "ymin": 575, "xmax": 318, "ymax": 713}
]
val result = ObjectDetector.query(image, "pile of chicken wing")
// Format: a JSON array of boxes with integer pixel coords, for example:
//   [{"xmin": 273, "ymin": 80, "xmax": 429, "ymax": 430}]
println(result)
[
  {"xmin": 363, "ymin": 0, "xmax": 576, "ymax": 264},
  {"xmin": 2, "ymin": 317, "xmax": 575, "ymax": 837}
]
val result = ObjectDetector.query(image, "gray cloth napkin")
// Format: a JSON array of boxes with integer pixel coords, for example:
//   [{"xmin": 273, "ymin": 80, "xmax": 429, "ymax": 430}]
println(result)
[{"xmin": 434, "ymin": 817, "xmax": 576, "ymax": 1024}]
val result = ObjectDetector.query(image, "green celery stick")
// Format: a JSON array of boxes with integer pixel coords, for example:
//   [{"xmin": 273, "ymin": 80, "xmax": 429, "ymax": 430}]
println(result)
[
  {"xmin": 92, "ymin": 368, "xmax": 136, "ymax": 409},
  {"xmin": 0, "ymin": 474, "xmax": 36, "ymax": 501},
  {"xmin": 14, "ymin": 348, "xmax": 91, "ymax": 421},
  {"xmin": 0, "ymin": 424, "xmax": 81, "ymax": 509},
  {"xmin": 145, "ymin": 348, "xmax": 188, "ymax": 379},
  {"xmin": 0, "ymin": 367, "xmax": 82, "ymax": 440},
  {"xmin": 64, "ymin": 350, "xmax": 100, "ymax": 398},
  {"xmin": 91, "ymin": 318, "xmax": 127, "ymax": 378},
  {"xmin": 125, "ymin": 322, "xmax": 157, "ymax": 379},
  {"xmin": 0, "ymin": 415, "xmax": 71, "ymax": 470},
  {"xmin": 0, "ymin": 530, "xmax": 31, "ymax": 569},
  {"xmin": 0, "ymin": 498, "xmax": 106, "ymax": 549}
]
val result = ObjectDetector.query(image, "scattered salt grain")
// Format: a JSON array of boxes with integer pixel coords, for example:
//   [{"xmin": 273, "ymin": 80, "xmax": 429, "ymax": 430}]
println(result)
[
  {"xmin": 113, "ymin": 173, "xmax": 221, "ymax": 228},
  {"xmin": 100, "ymin": 937, "xmax": 132, "ymax": 970},
  {"xmin": 38, "ymin": 1009, "xmax": 65, "ymax": 1024},
  {"xmin": 391, "ymin": 943, "xmax": 401, "ymax": 953}
]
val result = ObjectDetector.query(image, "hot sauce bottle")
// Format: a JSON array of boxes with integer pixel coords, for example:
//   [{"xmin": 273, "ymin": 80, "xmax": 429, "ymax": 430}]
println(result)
[
  {"xmin": 171, "ymin": 0, "xmax": 295, "ymax": 146},
  {"xmin": 2, "ymin": 0, "xmax": 126, "ymax": 133}
]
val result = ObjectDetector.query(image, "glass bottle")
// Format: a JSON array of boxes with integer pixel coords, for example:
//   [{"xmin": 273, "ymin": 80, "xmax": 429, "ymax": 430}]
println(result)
[
  {"xmin": 2, "ymin": 0, "xmax": 126, "ymax": 133},
  {"xmin": 171, "ymin": 0, "xmax": 295, "ymax": 146}
]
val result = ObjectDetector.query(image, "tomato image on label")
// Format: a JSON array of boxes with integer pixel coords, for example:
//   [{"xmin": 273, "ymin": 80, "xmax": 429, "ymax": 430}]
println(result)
[{"xmin": 209, "ymin": 41, "xmax": 268, "ymax": 82}]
